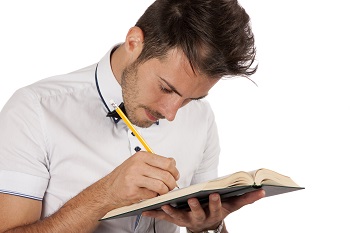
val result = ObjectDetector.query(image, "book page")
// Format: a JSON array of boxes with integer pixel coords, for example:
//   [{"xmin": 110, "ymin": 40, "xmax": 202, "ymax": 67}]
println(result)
[
  {"xmin": 253, "ymin": 168, "xmax": 300, "ymax": 187},
  {"xmin": 203, "ymin": 171, "xmax": 254, "ymax": 190}
]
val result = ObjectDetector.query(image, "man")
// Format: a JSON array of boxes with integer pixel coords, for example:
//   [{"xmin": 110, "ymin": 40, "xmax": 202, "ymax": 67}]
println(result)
[{"xmin": 0, "ymin": 0, "xmax": 264, "ymax": 232}]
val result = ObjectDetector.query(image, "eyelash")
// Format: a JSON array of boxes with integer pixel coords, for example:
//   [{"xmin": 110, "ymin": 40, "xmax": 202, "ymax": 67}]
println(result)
[
  {"xmin": 160, "ymin": 84, "xmax": 172, "ymax": 94},
  {"xmin": 159, "ymin": 84, "xmax": 202, "ymax": 102}
]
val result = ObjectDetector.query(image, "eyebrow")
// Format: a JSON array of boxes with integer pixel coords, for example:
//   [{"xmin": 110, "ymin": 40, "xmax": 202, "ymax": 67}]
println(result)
[{"xmin": 160, "ymin": 77, "xmax": 208, "ymax": 100}]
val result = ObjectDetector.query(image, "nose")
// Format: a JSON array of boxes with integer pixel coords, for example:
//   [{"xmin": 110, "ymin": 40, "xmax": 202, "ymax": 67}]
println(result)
[{"xmin": 161, "ymin": 97, "xmax": 184, "ymax": 122}]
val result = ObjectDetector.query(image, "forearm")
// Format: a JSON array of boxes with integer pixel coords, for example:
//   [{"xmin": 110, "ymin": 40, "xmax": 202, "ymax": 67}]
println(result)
[
  {"xmin": 5, "ymin": 204, "xmax": 99, "ymax": 233},
  {"xmin": 5, "ymin": 178, "xmax": 114, "ymax": 233},
  {"xmin": 3, "ymin": 153, "xmax": 178, "ymax": 233}
]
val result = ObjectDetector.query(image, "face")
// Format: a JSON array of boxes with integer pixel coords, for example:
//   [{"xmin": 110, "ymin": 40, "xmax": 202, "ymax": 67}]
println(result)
[{"xmin": 120, "ymin": 48, "xmax": 219, "ymax": 128}]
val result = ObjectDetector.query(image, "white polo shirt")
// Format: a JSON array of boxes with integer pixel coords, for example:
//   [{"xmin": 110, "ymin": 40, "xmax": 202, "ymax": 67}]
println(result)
[{"xmin": 0, "ymin": 46, "xmax": 220, "ymax": 233}]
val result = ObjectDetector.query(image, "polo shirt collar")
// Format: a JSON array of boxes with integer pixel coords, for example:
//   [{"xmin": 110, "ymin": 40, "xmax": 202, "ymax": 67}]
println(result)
[{"xmin": 96, "ymin": 45, "xmax": 123, "ymax": 114}]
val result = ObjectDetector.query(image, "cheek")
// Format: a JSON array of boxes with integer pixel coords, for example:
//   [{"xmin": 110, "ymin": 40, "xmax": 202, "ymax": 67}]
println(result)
[{"xmin": 138, "ymin": 83, "xmax": 162, "ymax": 105}]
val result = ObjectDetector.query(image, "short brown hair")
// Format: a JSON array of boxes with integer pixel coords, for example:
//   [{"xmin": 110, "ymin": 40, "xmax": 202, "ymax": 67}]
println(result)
[{"xmin": 135, "ymin": 0, "xmax": 257, "ymax": 78}]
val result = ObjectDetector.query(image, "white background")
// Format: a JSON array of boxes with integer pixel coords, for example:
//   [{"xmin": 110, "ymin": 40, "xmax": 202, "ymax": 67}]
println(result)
[{"xmin": 1, "ymin": 0, "xmax": 349, "ymax": 232}]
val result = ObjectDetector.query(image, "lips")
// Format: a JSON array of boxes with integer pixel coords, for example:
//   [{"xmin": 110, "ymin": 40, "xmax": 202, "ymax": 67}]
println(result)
[{"xmin": 145, "ymin": 109, "xmax": 158, "ymax": 122}]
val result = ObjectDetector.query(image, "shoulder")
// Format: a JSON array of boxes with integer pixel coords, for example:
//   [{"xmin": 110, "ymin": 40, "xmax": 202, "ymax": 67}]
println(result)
[{"xmin": 22, "ymin": 64, "xmax": 96, "ymax": 101}]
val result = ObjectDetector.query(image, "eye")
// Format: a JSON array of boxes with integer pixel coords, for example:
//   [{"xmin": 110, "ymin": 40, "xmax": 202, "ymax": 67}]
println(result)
[{"xmin": 159, "ymin": 84, "xmax": 172, "ymax": 94}]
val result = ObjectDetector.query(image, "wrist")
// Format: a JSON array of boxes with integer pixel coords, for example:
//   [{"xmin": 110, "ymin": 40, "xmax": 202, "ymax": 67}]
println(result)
[{"xmin": 186, "ymin": 220, "xmax": 224, "ymax": 233}]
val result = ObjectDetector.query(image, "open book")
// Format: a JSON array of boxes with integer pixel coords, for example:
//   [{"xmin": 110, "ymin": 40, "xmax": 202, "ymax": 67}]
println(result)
[{"xmin": 101, "ymin": 168, "xmax": 304, "ymax": 220}]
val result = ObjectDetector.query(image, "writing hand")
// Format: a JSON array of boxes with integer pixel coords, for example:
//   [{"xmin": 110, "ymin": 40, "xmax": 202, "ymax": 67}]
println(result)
[{"xmin": 102, "ymin": 151, "xmax": 180, "ymax": 209}]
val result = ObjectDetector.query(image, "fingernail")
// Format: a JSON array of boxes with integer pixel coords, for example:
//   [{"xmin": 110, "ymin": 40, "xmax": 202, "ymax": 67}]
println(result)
[
  {"xmin": 211, "ymin": 194, "xmax": 219, "ymax": 201},
  {"xmin": 161, "ymin": 206, "xmax": 170, "ymax": 214},
  {"xmin": 189, "ymin": 199, "xmax": 198, "ymax": 207}
]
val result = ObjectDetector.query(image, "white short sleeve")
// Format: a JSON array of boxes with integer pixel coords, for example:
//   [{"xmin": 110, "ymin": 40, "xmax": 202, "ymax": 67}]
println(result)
[{"xmin": 0, "ymin": 87, "xmax": 49, "ymax": 200}]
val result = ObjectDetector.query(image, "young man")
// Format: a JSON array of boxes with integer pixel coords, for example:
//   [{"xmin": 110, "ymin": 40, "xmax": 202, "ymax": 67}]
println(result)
[{"xmin": 0, "ymin": 0, "xmax": 264, "ymax": 232}]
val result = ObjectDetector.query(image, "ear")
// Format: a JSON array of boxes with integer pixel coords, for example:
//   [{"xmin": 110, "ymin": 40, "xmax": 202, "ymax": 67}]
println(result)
[{"xmin": 124, "ymin": 26, "xmax": 144, "ymax": 61}]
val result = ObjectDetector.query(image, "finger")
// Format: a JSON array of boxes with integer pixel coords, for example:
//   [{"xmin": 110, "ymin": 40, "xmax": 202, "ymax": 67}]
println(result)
[
  {"xmin": 126, "ymin": 153, "xmax": 178, "ymax": 193},
  {"xmin": 208, "ymin": 193, "xmax": 222, "ymax": 221},
  {"xmin": 142, "ymin": 205, "xmax": 188, "ymax": 226},
  {"xmin": 134, "ymin": 173, "xmax": 171, "ymax": 195},
  {"xmin": 222, "ymin": 189, "xmax": 265, "ymax": 213},
  {"xmin": 188, "ymin": 198, "xmax": 206, "ymax": 223},
  {"xmin": 142, "ymin": 205, "xmax": 178, "ymax": 222},
  {"xmin": 116, "ymin": 186, "xmax": 158, "ymax": 206},
  {"xmin": 142, "ymin": 209, "xmax": 169, "ymax": 220},
  {"xmin": 132, "ymin": 188, "xmax": 159, "ymax": 203},
  {"xmin": 134, "ymin": 159, "xmax": 178, "ymax": 192},
  {"xmin": 237, "ymin": 189, "xmax": 265, "ymax": 206},
  {"xmin": 143, "ymin": 153, "xmax": 180, "ymax": 181},
  {"xmin": 146, "ymin": 166, "xmax": 178, "ymax": 192},
  {"xmin": 160, "ymin": 205, "xmax": 187, "ymax": 223}
]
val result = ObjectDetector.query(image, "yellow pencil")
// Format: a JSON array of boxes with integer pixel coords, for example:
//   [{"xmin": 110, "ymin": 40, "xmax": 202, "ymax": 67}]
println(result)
[
  {"xmin": 112, "ymin": 101, "xmax": 154, "ymax": 153},
  {"xmin": 110, "ymin": 99, "xmax": 179, "ymax": 189}
]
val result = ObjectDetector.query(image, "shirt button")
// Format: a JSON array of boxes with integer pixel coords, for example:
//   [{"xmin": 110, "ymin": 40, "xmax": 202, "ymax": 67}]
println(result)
[
  {"xmin": 131, "ymin": 132, "xmax": 135, "ymax": 136},
  {"xmin": 134, "ymin": 146, "xmax": 141, "ymax": 152}
]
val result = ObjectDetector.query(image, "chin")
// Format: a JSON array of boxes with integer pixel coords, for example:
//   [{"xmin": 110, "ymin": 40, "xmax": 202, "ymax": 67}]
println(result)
[{"xmin": 133, "ymin": 119, "xmax": 154, "ymax": 128}]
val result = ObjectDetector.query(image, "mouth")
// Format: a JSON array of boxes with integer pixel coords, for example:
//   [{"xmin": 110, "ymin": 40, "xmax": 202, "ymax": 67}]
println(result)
[{"xmin": 144, "ymin": 109, "xmax": 159, "ymax": 122}]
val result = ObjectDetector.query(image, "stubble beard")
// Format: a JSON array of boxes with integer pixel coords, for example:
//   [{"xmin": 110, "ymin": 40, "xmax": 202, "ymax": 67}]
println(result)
[{"xmin": 120, "ymin": 63, "xmax": 155, "ymax": 128}]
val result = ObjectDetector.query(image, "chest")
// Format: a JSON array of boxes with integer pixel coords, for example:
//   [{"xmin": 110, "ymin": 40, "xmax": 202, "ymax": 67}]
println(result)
[{"xmin": 44, "ymin": 113, "xmax": 208, "ymax": 199}]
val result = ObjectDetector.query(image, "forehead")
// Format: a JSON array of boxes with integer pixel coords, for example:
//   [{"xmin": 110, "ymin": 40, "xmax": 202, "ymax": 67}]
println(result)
[
  {"xmin": 150, "ymin": 48, "xmax": 213, "ymax": 81},
  {"xmin": 160, "ymin": 48, "xmax": 202, "ymax": 78}
]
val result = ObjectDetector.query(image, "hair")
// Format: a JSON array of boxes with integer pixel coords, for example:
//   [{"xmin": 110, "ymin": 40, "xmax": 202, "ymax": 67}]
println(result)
[{"xmin": 134, "ymin": 0, "xmax": 257, "ymax": 79}]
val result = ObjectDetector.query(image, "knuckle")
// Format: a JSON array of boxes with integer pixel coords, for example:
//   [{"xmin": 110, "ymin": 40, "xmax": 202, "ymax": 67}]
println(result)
[
  {"xmin": 123, "ymin": 174, "xmax": 134, "ymax": 184},
  {"xmin": 155, "ymin": 181, "xmax": 169, "ymax": 195},
  {"xmin": 121, "ymin": 187, "xmax": 138, "ymax": 203},
  {"xmin": 194, "ymin": 215, "xmax": 206, "ymax": 222},
  {"xmin": 211, "ymin": 207, "xmax": 221, "ymax": 214},
  {"xmin": 146, "ymin": 190, "xmax": 159, "ymax": 199},
  {"xmin": 162, "ymin": 172, "xmax": 173, "ymax": 183},
  {"xmin": 124, "ymin": 170, "xmax": 139, "ymax": 181},
  {"xmin": 165, "ymin": 158, "xmax": 175, "ymax": 169},
  {"xmin": 168, "ymin": 157, "xmax": 176, "ymax": 166},
  {"xmin": 154, "ymin": 181, "xmax": 163, "ymax": 191}
]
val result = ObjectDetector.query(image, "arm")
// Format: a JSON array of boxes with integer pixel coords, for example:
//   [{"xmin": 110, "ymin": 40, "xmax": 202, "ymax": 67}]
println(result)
[
  {"xmin": 0, "ymin": 152, "xmax": 180, "ymax": 233},
  {"xmin": 0, "ymin": 194, "xmax": 41, "ymax": 232},
  {"xmin": 0, "ymin": 186, "xmax": 106, "ymax": 233}
]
